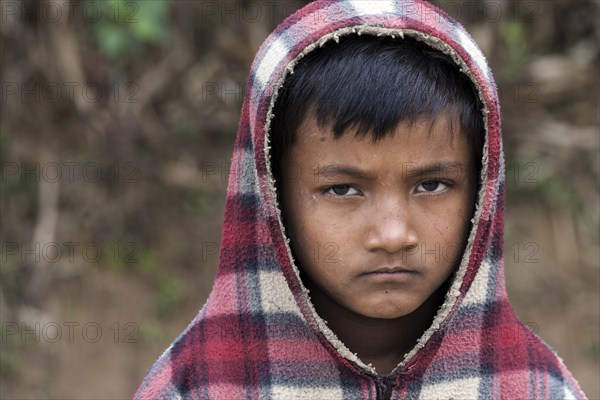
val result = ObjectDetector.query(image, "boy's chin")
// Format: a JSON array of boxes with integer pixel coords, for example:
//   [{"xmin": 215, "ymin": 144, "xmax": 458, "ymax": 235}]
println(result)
[
  {"xmin": 351, "ymin": 299, "xmax": 425, "ymax": 320},
  {"xmin": 352, "ymin": 287, "xmax": 447, "ymax": 320}
]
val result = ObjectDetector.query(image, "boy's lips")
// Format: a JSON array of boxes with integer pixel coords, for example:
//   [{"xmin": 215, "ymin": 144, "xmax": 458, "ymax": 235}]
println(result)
[{"xmin": 360, "ymin": 265, "xmax": 418, "ymax": 277}]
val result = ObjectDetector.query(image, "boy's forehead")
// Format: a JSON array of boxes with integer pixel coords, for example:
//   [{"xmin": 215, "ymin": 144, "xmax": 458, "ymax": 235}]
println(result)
[
  {"xmin": 295, "ymin": 109, "xmax": 464, "ymax": 146},
  {"xmin": 285, "ymin": 111, "xmax": 475, "ymax": 188}
]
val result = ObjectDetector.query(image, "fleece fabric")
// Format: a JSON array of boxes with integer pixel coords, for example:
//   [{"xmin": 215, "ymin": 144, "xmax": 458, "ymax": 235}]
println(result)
[{"xmin": 134, "ymin": 1, "xmax": 587, "ymax": 399}]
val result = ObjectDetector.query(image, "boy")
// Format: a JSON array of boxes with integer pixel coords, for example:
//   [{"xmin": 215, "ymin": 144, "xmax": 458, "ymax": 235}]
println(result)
[{"xmin": 134, "ymin": 1, "xmax": 586, "ymax": 399}]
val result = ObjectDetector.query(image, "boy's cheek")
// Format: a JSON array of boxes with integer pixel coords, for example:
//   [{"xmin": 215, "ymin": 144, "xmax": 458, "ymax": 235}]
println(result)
[{"xmin": 290, "ymin": 224, "xmax": 343, "ymax": 268}]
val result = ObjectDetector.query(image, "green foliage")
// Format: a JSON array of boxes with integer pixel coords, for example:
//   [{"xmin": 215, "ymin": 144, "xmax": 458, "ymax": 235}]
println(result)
[
  {"xmin": 89, "ymin": 0, "xmax": 169, "ymax": 62},
  {"xmin": 500, "ymin": 20, "xmax": 528, "ymax": 78},
  {"xmin": 589, "ymin": 341, "xmax": 600, "ymax": 362},
  {"xmin": 138, "ymin": 320, "xmax": 164, "ymax": 344},
  {"xmin": 172, "ymin": 119, "xmax": 199, "ymax": 141},
  {"xmin": 136, "ymin": 247, "xmax": 160, "ymax": 275},
  {"xmin": 0, "ymin": 161, "xmax": 39, "ymax": 222},
  {"xmin": 131, "ymin": 0, "xmax": 169, "ymax": 41},
  {"xmin": 183, "ymin": 189, "xmax": 213, "ymax": 213},
  {"xmin": 0, "ymin": 327, "xmax": 23, "ymax": 376},
  {"xmin": 507, "ymin": 171, "xmax": 578, "ymax": 211},
  {"xmin": 534, "ymin": 176, "xmax": 578, "ymax": 210},
  {"xmin": 0, "ymin": 132, "xmax": 7, "ymax": 156},
  {"xmin": 128, "ymin": 248, "xmax": 182, "ymax": 317},
  {"xmin": 155, "ymin": 279, "xmax": 183, "ymax": 317}
]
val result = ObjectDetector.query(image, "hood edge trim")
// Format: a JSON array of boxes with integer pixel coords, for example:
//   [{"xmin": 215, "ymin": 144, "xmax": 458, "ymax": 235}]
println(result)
[{"xmin": 262, "ymin": 25, "xmax": 491, "ymax": 376}]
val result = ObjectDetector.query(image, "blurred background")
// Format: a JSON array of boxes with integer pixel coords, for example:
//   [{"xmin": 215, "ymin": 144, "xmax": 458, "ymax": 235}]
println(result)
[{"xmin": 0, "ymin": 0, "xmax": 598, "ymax": 398}]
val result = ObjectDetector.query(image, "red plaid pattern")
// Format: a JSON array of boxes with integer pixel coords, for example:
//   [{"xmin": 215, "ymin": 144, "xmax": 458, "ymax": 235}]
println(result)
[{"xmin": 134, "ymin": 1, "xmax": 587, "ymax": 399}]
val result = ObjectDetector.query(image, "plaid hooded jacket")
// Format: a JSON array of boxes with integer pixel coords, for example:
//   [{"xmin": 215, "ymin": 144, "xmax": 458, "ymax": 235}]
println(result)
[{"xmin": 134, "ymin": 1, "xmax": 587, "ymax": 399}]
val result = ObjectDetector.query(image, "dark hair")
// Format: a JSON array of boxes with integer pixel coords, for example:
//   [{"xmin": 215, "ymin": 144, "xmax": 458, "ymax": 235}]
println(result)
[{"xmin": 269, "ymin": 35, "xmax": 484, "ymax": 185}]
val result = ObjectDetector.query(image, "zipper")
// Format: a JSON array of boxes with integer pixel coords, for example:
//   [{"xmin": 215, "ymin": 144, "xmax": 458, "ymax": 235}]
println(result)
[{"xmin": 374, "ymin": 375, "xmax": 396, "ymax": 400}]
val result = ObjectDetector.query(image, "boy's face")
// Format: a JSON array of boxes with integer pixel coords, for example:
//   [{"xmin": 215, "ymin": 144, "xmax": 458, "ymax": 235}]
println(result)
[{"xmin": 279, "ymin": 112, "xmax": 477, "ymax": 319}]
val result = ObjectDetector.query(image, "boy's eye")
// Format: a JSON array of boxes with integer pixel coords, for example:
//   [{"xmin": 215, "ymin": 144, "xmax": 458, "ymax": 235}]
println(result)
[
  {"xmin": 416, "ymin": 180, "xmax": 448, "ymax": 193},
  {"xmin": 326, "ymin": 184, "xmax": 360, "ymax": 196}
]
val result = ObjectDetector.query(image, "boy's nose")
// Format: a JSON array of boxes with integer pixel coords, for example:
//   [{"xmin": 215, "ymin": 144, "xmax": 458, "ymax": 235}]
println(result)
[{"xmin": 363, "ymin": 197, "xmax": 419, "ymax": 254}]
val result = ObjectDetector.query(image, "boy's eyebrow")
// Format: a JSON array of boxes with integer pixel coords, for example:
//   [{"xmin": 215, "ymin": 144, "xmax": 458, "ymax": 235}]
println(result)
[
  {"xmin": 313, "ymin": 162, "xmax": 468, "ymax": 180},
  {"xmin": 403, "ymin": 161, "xmax": 469, "ymax": 178},
  {"xmin": 313, "ymin": 163, "xmax": 374, "ymax": 180}
]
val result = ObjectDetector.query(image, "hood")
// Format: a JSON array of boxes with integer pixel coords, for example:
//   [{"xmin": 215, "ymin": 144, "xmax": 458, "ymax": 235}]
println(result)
[{"xmin": 134, "ymin": 1, "xmax": 586, "ymax": 399}]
